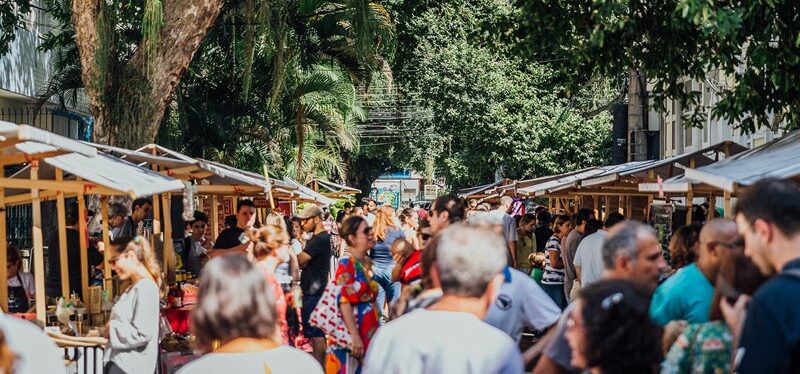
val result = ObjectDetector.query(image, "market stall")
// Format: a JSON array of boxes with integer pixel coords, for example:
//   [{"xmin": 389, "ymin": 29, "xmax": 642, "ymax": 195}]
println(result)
[{"xmin": 308, "ymin": 178, "xmax": 361, "ymax": 200}]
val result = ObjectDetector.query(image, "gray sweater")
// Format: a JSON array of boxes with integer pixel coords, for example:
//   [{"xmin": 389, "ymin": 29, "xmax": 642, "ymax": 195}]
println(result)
[{"xmin": 104, "ymin": 278, "xmax": 160, "ymax": 373}]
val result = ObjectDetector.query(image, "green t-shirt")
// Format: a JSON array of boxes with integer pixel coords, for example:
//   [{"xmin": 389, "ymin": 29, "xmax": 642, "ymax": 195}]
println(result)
[{"xmin": 515, "ymin": 233, "xmax": 537, "ymax": 269}]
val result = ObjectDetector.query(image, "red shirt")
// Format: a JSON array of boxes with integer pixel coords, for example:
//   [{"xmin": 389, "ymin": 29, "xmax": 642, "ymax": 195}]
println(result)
[{"xmin": 400, "ymin": 250, "xmax": 423, "ymax": 286}]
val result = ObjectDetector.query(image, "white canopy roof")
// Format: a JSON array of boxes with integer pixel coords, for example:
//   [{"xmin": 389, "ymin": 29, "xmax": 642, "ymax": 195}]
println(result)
[
  {"xmin": 284, "ymin": 177, "xmax": 336, "ymax": 206},
  {"xmin": 683, "ymin": 131, "xmax": 800, "ymax": 192},
  {"xmin": 0, "ymin": 120, "xmax": 97, "ymax": 159}
]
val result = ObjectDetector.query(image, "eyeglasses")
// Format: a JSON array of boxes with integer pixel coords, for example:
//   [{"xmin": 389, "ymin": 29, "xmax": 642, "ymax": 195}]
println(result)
[
  {"xmin": 710, "ymin": 237, "xmax": 745, "ymax": 250},
  {"xmin": 109, "ymin": 252, "xmax": 125, "ymax": 266}
]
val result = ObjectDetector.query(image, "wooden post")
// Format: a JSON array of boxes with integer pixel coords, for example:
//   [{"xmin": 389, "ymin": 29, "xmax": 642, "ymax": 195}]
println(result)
[
  {"xmin": 626, "ymin": 195, "xmax": 632, "ymax": 220},
  {"xmin": 618, "ymin": 196, "xmax": 624, "ymax": 215},
  {"xmin": 55, "ymin": 169, "xmax": 70, "ymax": 297},
  {"xmin": 708, "ymin": 194, "xmax": 716, "ymax": 221},
  {"xmin": 646, "ymin": 195, "xmax": 654, "ymax": 222},
  {"xmin": 77, "ymin": 182, "xmax": 89, "ymax": 304},
  {"xmin": 555, "ymin": 197, "xmax": 561, "ymax": 213},
  {"xmin": 101, "ymin": 197, "xmax": 112, "ymax": 282},
  {"xmin": 593, "ymin": 195, "xmax": 600, "ymax": 219},
  {"xmin": 152, "ymin": 193, "xmax": 161, "ymax": 235},
  {"xmin": 547, "ymin": 197, "xmax": 553, "ymax": 211},
  {"xmin": 161, "ymin": 194, "xmax": 174, "ymax": 273},
  {"xmin": 211, "ymin": 195, "xmax": 219, "ymax": 239},
  {"xmin": 31, "ymin": 162, "xmax": 46, "ymax": 322},
  {"xmin": 723, "ymin": 190, "xmax": 732, "ymax": 218},
  {"xmin": 0, "ymin": 186, "xmax": 7, "ymax": 311},
  {"xmin": 604, "ymin": 196, "xmax": 610, "ymax": 218},
  {"xmin": 686, "ymin": 187, "xmax": 695, "ymax": 224}
]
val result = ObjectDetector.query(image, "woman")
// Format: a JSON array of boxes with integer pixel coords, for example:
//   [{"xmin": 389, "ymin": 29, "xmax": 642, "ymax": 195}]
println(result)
[
  {"xmin": 542, "ymin": 214, "xmax": 571, "ymax": 308},
  {"xmin": 398, "ymin": 208, "xmax": 420, "ymax": 250},
  {"xmin": 515, "ymin": 213, "xmax": 537, "ymax": 275},
  {"xmin": 265, "ymin": 212, "xmax": 300, "ymax": 293},
  {"xmin": 177, "ymin": 256, "xmax": 322, "ymax": 374},
  {"xmin": 370, "ymin": 205, "xmax": 405, "ymax": 313},
  {"xmin": 566, "ymin": 279, "xmax": 662, "ymax": 373},
  {"xmin": 104, "ymin": 237, "xmax": 161, "ymax": 374},
  {"xmin": 662, "ymin": 250, "xmax": 766, "ymax": 374},
  {"xmin": 328, "ymin": 216, "xmax": 380, "ymax": 374},
  {"xmin": 249, "ymin": 225, "xmax": 291, "ymax": 344},
  {"xmin": 668, "ymin": 224, "xmax": 702, "ymax": 271},
  {"xmin": 417, "ymin": 219, "xmax": 432, "ymax": 250},
  {"xmin": 7, "ymin": 244, "xmax": 34, "ymax": 313}
]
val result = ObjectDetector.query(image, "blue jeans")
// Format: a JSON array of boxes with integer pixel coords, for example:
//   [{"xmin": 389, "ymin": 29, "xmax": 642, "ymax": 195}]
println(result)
[{"xmin": 373, "ymin": 262, "xmax": 400, "ymax": 316}]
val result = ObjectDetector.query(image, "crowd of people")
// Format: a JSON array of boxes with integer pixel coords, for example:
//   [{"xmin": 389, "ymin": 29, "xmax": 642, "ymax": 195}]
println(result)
[{"xmin": 4, "ymin": 178, "xmax": 800, "ymax": 373}]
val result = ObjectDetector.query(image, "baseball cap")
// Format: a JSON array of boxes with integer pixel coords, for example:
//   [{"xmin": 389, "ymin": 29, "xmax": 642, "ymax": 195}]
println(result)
[{"xmin": 296, "ymin": 205, "xmax": 324, "ymax": 220}]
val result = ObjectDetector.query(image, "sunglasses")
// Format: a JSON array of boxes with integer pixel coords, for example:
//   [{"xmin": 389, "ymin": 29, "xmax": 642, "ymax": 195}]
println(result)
[
  {"xmin": 419, "ymin": 233, "xmax": 432, "ymax": 240},
  {"xmin": 362, "ymin": 227, "xmax": 373, "ymax": 235},
  {"xmin": 710, "ymin": 237, "xmax": 745, "ymax": 250}
]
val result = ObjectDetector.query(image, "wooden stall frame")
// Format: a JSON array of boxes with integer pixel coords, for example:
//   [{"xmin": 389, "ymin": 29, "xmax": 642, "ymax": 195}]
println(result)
[{"xmin": 56, "ymin": 169, "xmax": 70, "ymax": 297}]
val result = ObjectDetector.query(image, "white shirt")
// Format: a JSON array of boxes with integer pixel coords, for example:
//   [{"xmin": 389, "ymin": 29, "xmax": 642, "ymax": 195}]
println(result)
[
  {"xmin": 363, "ymin": 309, "xmax": 524, "ymax": 374},
  {"xmin": 365, "ymin": 213, "xmax": 376, "ymax": 226},
  {"xmin": 104, "ymin": 278, "xmax": 160, "ymax": 373},
  {"xmin": 0, "ymin": 314, "xmax": 66, "ymax": 373},
  {"xmin": 177, "ymin": 346, "xmax": 323, "ymax": 374},
  {"xmin": 8, "ymin": 271, "xmax": 35, "ymax": 297},
  {"xmin": 275, "ymin": 240, "xmax": 303, "ymax": 285},
  {"xmin": 484, "ymin": 268, "xmax": 561, "ymax": 342},
  {"xmin": 573, "ymin": 230, "xmax": 608, "ymax": 287}
]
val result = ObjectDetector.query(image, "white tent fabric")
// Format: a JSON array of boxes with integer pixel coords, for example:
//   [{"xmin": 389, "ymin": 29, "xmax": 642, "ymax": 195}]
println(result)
[
  {"xmin": 283, "ymin": 177, "xmax": 335, "ymax": 206},
  {"xmin": 517, "ymin": 167, "xmax": 604, "ymax": 196},
  {"xmin": 314, "ymin": 179, "xmax": 361, "ymax": 194},
  {"xmin": 638, "ymin": 175, "xmax": 696, "ymax": 193},
  {"xmin": 0, "ymin": 121, "xmax": 96, "ymax": 157},
  {"xmin": 683, "ymin": 131, "xmax": 800, "ymax": 192},
  {"xmin": 9, "ymin": 152, "xmax": 185, "ymax": 197}
]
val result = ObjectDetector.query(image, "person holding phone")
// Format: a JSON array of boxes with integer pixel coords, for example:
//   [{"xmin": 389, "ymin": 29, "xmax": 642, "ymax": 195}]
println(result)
[
  {"xmin": 662, "ymin": 250, "xmax": 766, "ymax": 374},
  {"xmin": 183, "ymin": 211, "xmax": 213, "ymax": 276},
  {"xmin": 211, "ymin": 200, "xmax": 257, "ymax": 258}
]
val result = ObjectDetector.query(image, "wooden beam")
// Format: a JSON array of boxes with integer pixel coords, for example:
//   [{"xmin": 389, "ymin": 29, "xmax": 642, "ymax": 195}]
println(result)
[
  {"xmin": 77, "ymin": 187, "xmax": 89, "ymax": 305},
  {"xmin": 686, "ymin": 187, "xmax": 695, "ymax": 224},
  {"xmin": 194, "ymin": 185, "xmax": 266, "ymax": 195},
  {"xmin": 159, "ymin": 165, "xmax": 201, "ymax": 177},
  {"xmin": 211, "ymin": 195, "xmax": 219, "ymax": 239},
  {"xmin": 0, "ymin": 150, "xmax": 68, "ymax": 166},
  {"xmin": 0, "ymin": 178, "xmax": 122, "ymax": 196},
  {"xmin": 161, "ymin": 194, "xmax": 174, "ymax": 274},
  {"xmin": 0, "ymin": 186, "xmax": 7, "ymax": 311},
  {"xmin": 56, "ymin": 169, "xmax": 70, "ymax": 297},
  {"xmin": 723, "ymin": 190, "xmax": 732, "ymax": 218},
  {"xmin": 708, "ymin": 194, "xmax": 716, "ymax": 221},
  {"xmin": 618, "ymin": 196, "xmax": 624, "ymax": 215},
  {"xmin": 30, "ymin": 163, "xmax": 46, "ymax": 323},
  {"xmin": 101, "ymin": 197, "xmax": 112, "ymax": 282}
]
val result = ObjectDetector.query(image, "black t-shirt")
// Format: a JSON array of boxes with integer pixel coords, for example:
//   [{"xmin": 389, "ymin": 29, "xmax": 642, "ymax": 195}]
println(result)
[
  {"xmin": 737, "ymin": 258, "xmax": 800, "ymax": 373},
  {"xmin": 300, "ymin": 232, "xmax": 332, "ymax": 296},
  {"xmin": 213, "ymin": 227, "xmax": 246, "ymax": 250},
  {"xmin": 45, "ymin": 228, "xmax": 102, "ymax": 299},
  {"xmin": 534, "ymin": 226, "xmax": 554, "ymax": 254}
]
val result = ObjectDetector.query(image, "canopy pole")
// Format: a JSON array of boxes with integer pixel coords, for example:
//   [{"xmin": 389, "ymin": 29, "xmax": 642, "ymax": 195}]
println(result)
[
  {"xmin": 0, "ymin": 186, "xmax": 7, "ymax": 311},
  {"xmin": 686, "ymin": 187, "xmax": 695, "ymax": 224},
  {"xmin": 161, "ymin": 194, "xmax": 174, "ymax": 274},
  {"xmin": 593, "ymin": 195, "xmax": 600, "ymax": 220},
  {"xmin": 617, "ymin": 196, "xmax": 624, "ymax": 215},
  {"xmin": 211, "ymin": 195, "xmax": 219, "ymax": 239},
  {"xmin": 605, "ymin": 196, "xmax": 610, "ymax": 218},
  {"xmin": 101, "ymin": 197, "xmax": 111, "ymax": 283},
  {"xmin": 31, "ymin": 162, "xmax": 46, "ymax": 323},
  {"xmin": 646, "ymin": 195, "xmax": 654, "ymax": 222},
  {"xmin": 723, "ymin": 191, "xmax": 732, "ymax": 219},
  {"xmin": 625, "ymin": 196, "xmax": 632, "ymax": 220},
  {"xmin": 56, "ymin": 169, "xmax": 70, "ymax": 297},
  {"xmin": 555, "ymin": 197, "xmax": 561, "ymax": 213},
  {"xmin": 77, "ymin": 180, "xmax": 89, "ymax": 304},
  {"xmin": 708, "ymin": 194, "xmax": 716, "ymax": 221}
]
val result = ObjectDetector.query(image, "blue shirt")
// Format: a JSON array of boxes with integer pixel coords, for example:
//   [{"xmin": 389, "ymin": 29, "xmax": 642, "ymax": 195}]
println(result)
[
  {"xmin": 737, "ymin": 258, "xmax": 800, "ymax": 373},
  {"xmin": 650, "ymin": 263, "xmax": 714, "ymax": 326},
  {"xmin": 370, "ymin": 228, "xmax": 405, "ymax": 266}
]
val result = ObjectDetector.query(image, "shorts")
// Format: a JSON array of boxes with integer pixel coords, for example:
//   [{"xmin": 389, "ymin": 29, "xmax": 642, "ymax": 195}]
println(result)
[{"xmin": 301, "ymin": 294, "xmax": 325, "ymax": 338}]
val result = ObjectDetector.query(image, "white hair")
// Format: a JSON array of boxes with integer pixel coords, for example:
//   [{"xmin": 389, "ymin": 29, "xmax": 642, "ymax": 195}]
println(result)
[{"xmin": 435, "ymin": 223, "xmax": 507, "ymax": 298}]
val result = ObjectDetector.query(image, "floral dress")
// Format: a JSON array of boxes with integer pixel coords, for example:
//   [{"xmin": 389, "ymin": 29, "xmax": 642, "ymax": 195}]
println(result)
[
  {"xmin": 326, "ymin": 257, "xmax": 380, "ymax": 374},
  {"xmin": 661, "ymin": 320, "xmax": 733, "ymax": 374}
]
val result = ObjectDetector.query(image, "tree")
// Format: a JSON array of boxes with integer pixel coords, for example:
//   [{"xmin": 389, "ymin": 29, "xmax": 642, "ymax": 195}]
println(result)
[
  {"xmin": 0, "ymin": 0, "xmax": 31, "ymax": 56},
  {"xmin": 386, "ymin": 0, "xmax": 612, "ymax": 190},
  {"xmin": 514, "ymin": 0, "xmax": 800, "ymax": 132},
  {"xmin": 71, "ymin": 0, "xmax": 225, "ymax": 148}
]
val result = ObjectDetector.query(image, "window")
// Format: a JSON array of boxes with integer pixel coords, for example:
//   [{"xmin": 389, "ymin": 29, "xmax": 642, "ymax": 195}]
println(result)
[
  {"xmin": 685, "ymin": 125, "xmax": 693, "ymax": 147},
  {"xmin": 683, "ymin": 80, "xmax": 694, "ymax": 114}
]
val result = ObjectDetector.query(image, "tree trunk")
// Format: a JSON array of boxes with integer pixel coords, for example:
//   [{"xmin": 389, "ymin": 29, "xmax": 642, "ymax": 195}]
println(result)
[{"xmin": 73, "ymin": 0, "xmax": 225, "ymax": 148}]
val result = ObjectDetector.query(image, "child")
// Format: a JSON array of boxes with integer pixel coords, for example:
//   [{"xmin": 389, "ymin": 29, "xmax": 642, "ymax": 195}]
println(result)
[
  {"xmin": 529, "ymin": 252, "xmax": 546, "ymax": 286},
  {"xmin": 390, "ymin": 239, "xmax": 421, "ymax": 288},
  {"xmin": 183, "ymin": 211, "xmax": 212, "ymax": 276}
]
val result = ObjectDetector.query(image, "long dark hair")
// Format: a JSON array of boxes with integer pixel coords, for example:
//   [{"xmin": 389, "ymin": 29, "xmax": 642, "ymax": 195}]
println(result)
[
  {"xmin": 579, "ymin": 279, "xmax": 662, "ymax": 373},
  {"xmin": 191, "ymin": 256, "xmax": 277, "ymax": 352},
  {"xmin": 340, "ymin": 215, "xmax": 367, "ymax": 247}
]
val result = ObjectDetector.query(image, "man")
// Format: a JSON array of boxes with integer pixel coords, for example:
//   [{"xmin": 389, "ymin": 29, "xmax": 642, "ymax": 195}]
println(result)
[
  {"xmin": 562, "ymin": 208, "xmax": 593, "ymax": 298},
  {"xmin": 211, "ymin": 199, "xmax": 256, "ymax": 257},
  {"xmin": 46, "ymin": 202, "xmax": 102, "ymax": 299},
  {"xmin": 721, "ymin": 179, "xmax": 800, "ymax": 373},
  {"xmin": 361, "ymin": 198, "xmax": 377, "ymax": 225},
  {"xmin": 108, "ymin": 202, "xmax": 129, "ymax": 240},
  {"xmin": 484, "ymin": 263, "xmax": 561, "ymax": 344},
  {"xmin": 119, "ymin": 197, "xmax": 152, "ymax": 238},
  {"xmin": 489, "ymin": 196, "xmax": 519, "ymax": 266},
  {"xmin": 574, "ymin": 212, "xmax": 625, "ymax": 287},
  {"xmin": 534, "ymin": 221, "xmax": 668, "ymax": 373},
  {"xmin": 182, "ymin": 211, "xmax": 212, "ymax": 276},
  {"xmin": 296, "ymin": 204, "xmax": 332, "ymax": 367},
  {"xmin": 364, "ymin": 224, "xmax": 524, "ymax": 374},
  {"xmin": 515, "ymin": 213, "xmax": 537, "ymax": 274},
  {"xmin": 650, "ymin": 218, "xmax": 739, "ymax": 325},
  {"xmin": 534, "ymin": 210, "xmax": 554, "ymax": 254},
  {"xmin": 427, "ymin": 194, "xmax": 465, "ymax": 235}
]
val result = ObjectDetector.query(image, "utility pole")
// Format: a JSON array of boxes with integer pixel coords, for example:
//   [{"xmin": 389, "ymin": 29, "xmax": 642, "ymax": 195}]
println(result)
[{"xmin": 627, "ymin": 70, "xmax": 648, "ymax": 161}]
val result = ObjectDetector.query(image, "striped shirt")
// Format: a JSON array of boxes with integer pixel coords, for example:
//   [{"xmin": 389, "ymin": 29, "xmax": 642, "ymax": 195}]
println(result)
[{"xmin": 542, "ymin": 235, "xmax": 565, "ymax": 285}]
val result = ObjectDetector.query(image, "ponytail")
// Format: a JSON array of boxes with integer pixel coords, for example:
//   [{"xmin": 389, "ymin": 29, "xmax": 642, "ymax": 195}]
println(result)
[{"xmin": 127, "ymin": 237, "xmax": 163, "ymax": 288}]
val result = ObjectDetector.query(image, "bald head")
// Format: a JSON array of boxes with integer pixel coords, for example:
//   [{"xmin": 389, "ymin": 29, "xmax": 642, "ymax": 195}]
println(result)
[{"xmin": 697, "ymin": 218, "xmax": 740, "ymax": 282}]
